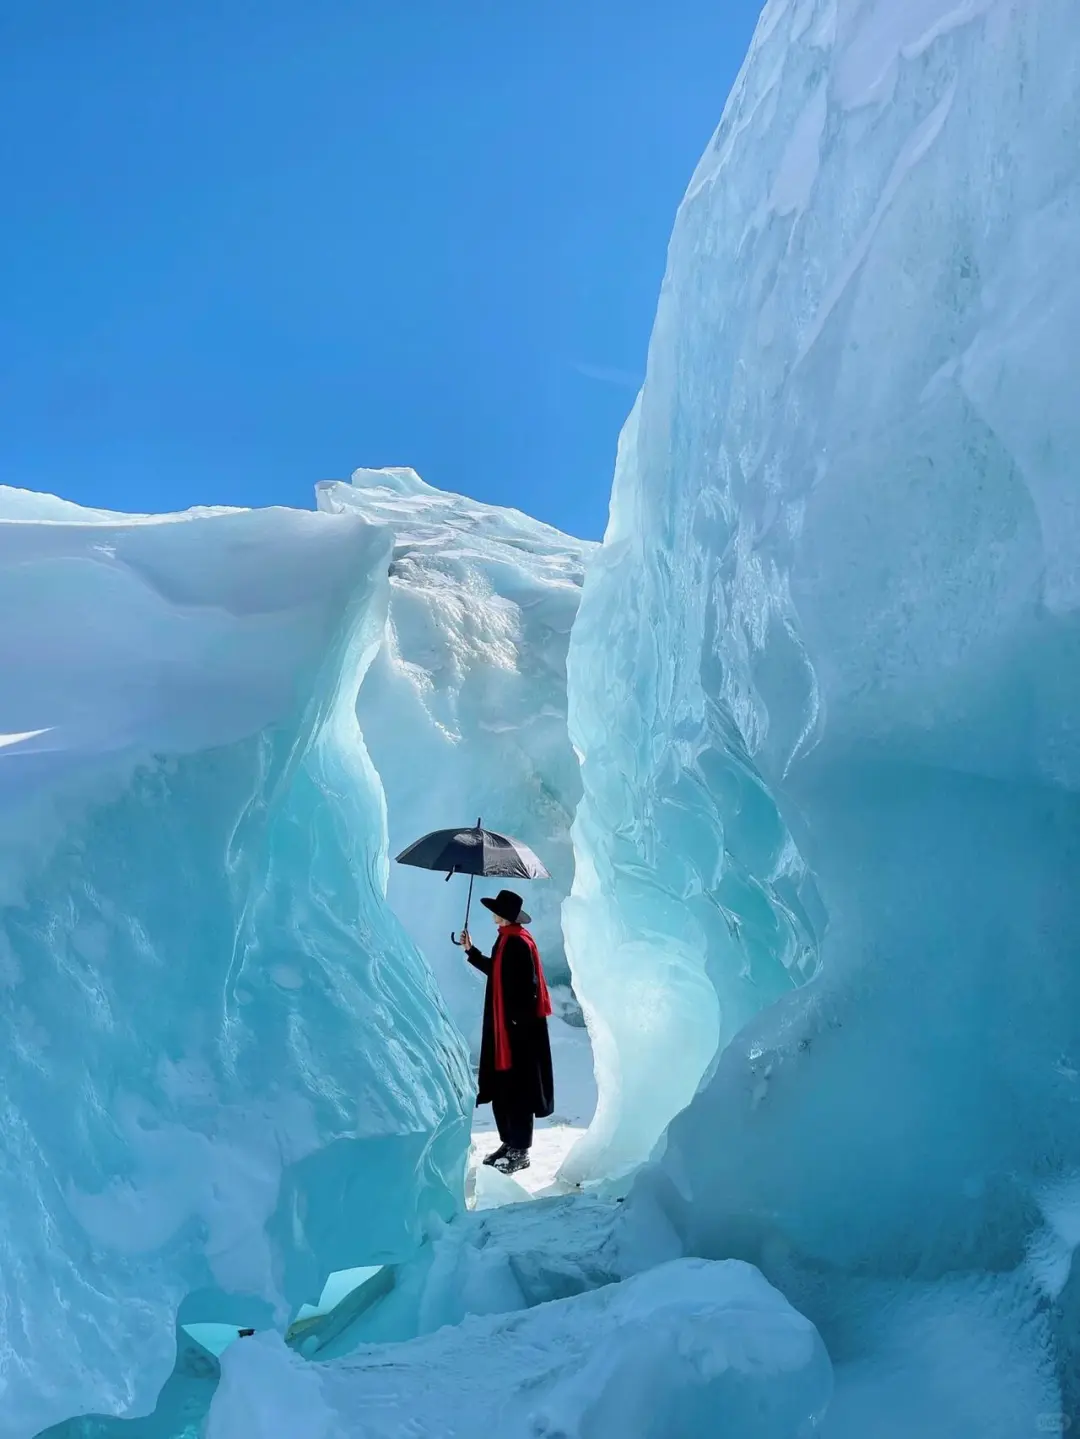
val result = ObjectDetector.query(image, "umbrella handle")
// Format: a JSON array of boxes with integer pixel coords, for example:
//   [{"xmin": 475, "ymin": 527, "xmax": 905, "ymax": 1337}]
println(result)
[{"xmin": 452, "ymin": 872, "xmax": 476, "ymax": 947}]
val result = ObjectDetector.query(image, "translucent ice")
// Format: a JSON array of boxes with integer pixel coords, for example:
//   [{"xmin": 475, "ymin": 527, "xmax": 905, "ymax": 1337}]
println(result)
[
  {"xmin": 0, "ymin": 491, "xmax": 470, "ymax": 1434},
  {"xmin": 563, "ymin": 399, "xmax": 822, "ymax": 1184},
  {"xmin": 318, "ymin": 468, "xmax": 593, "ymax": 1047},
  {"xmin": 13, "ymin": 0, "xmax": 1080, "ymax": 1430},
  {"xmin": 567, "ymin": 0, "xmax": 1080, "ymax": 1427}
]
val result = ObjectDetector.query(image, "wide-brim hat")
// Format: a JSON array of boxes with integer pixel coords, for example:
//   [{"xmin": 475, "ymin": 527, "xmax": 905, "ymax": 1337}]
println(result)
[{"xmin": 481, "ymin": 889, "xmax": 531, "ymax": 926}]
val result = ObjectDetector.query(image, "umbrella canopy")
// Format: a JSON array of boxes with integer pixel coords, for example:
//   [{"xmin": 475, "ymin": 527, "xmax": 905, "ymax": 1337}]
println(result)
[
  {"xmin": 395, "ymin": 824, "xmax": 549, "ymax": 880},
  {"xmin": 395, "ymin": 819, "xmax": 548, "ymax": 944}
]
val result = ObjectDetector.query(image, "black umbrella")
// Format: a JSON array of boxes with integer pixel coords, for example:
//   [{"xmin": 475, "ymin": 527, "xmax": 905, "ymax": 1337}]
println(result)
[{"xmin": 395, "ymin": 817, "xmax": 549, "ymax": 944}]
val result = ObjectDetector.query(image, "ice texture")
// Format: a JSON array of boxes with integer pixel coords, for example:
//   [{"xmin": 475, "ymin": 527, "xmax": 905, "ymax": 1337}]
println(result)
[
  {"xmin": 0, "ymin": 491, "xmax": 470, "ymax": 1435},
  {"xmin": 567, "ymin": 0, "xmax": 1080, "ymax": 1428},
  {"xmin": 12, "ymin": 0, "xmax": 1080, "ymax": 1429},
  {"xmin": 318, "ymin": 468, "xmax": 593, "ymax": 1046},
  {"xmin": 208, "ymin": 1258, "xmax": 831, "ymax": 1439},
  {"xmin": 284, "ymin": 1184, "xmax": 680, "ymax": 1359}
]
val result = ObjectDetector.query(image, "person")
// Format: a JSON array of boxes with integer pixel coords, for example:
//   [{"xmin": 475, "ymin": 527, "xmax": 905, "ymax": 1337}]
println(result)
[{"xmin": 455, "ymin": 889, "xmax": 554, "ymax": 1174}]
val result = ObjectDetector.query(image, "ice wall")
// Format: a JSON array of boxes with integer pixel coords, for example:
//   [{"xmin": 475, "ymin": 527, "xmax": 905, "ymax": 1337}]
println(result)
[
  {"xmin": 0, "ymin": 492, "xmax": 470, "ymax": 1436},
  {"xmin": 318, "ymin": 468, "xmax": 593, "ymax": 1047},
  {"xmin": 563, "ymin": 336, "xmax": 825, "ymax": 1179},
  {"xmin": 570, "ymin": 0, "xmax": 1080, "ymax": 1428}
]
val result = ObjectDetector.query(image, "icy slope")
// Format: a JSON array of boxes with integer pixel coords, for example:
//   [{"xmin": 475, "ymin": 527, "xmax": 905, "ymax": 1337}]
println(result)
[
  {"xmin": 567, "ymin": 0, "xmax": 1080, "ymax": 1429},
  {"xmin": 0, "ymin": 491, "xmax": 470, "ymax": 1435},
  {"xmin": 208, "ymin": 1258, "xmax": 831, "ymax": 1439},
  {"xmin": 318, "ymin": 468, "xmax": 593, "ymax": 1046}
]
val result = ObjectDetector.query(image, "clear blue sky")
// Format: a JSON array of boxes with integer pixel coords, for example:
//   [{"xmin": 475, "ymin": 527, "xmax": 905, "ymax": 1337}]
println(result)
[{"xmin": 0, "ymin": 2, "xmax": 762, "ymax": 540}]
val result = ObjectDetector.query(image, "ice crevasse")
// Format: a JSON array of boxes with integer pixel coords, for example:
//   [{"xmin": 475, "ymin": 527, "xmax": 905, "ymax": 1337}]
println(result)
[
  {"xmin": 317, "ymin": 466, "xmax": 594, "ymax": 1049},
  {"xmin": 214, "ymin": 0, "xmax": 1080, "ymax": 1431},
  {"xmin": 6, "ymin": 0, "xmax": 1080, "ymax": 1434}
]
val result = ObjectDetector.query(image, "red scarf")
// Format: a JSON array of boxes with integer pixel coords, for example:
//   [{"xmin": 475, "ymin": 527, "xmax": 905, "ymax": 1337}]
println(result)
[{"xmin": 491, "ymin": 924, "xmax": 552, "ymax": 1071}]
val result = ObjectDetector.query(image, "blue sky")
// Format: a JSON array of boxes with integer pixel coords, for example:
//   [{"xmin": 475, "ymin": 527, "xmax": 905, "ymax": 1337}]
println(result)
[{"xmin": 0, "ymin": 2, "xmax": 761, "ymax": 540}]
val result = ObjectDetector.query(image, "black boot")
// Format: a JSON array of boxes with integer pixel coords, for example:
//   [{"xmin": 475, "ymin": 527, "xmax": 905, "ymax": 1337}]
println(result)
[
  {"xmin": 482, "ymin": 1143, "xmax": 509, "ymax": 1167},
  {"xmin": 492, "ymin": 1147, "xmax": 530, "ymax": 1175}
]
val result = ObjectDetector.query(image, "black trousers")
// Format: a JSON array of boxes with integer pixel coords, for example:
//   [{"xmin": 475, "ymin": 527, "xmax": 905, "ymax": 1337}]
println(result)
[{"xmin": 491, "ymin": 1077, "xmax": 534, "ymax": 1150}]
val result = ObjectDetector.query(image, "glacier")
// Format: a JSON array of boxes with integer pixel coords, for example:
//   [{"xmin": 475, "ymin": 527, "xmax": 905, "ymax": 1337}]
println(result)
[
  {"xmin": 565, "ymin": 0, "xmax": 1080, "ymax": 1430},
  {"xmin": 317, "ymin": 467, "xmax": 593, "ymax": 1048},
  {"xmin": 9, "ymin": 0, "xmax": 1080, "ymax": 1433},
  {"xmin": 227, "ymin": 0, "xmax": 1080, "ymax": 1428},
  {"xmin": 0, "ymin": 491, "xmax": 471, "ymax": 1435}
]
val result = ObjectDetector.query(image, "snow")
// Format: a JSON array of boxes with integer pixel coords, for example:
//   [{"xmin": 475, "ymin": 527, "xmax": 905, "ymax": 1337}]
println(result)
[
  {"xmin": 768, "ymin": 81, "xmax": 827, "ymax": 216},
  {"xmin": 833, "ymin": 0, "xmax": 995, "ymax": 107},
  {"xmin": 208, "ymin": 1259, "xmax": 831, "ymax": 1439}
]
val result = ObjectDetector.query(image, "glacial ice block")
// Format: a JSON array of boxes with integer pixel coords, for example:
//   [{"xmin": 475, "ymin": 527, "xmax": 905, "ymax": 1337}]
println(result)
[
  {"xmin": 570, "ymin": 0, "xmax": 1080, "ymax": 1428},
  {"xmin": 318, "ymin": 468, "xmax": 593, "ymax": 1047},
  {"xmin": 0, "ymin": 490, "xmax": 470, "ymax": 1435},
  {"xmin": 207, "ymin": 1258, "xmax": 832, "ymax": 1439}
]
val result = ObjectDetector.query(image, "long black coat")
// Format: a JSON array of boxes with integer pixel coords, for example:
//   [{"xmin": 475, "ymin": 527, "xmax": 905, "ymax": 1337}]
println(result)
[{"xmin": 467, "ymin": 935, "xmax": 554, "ymax": 1118}]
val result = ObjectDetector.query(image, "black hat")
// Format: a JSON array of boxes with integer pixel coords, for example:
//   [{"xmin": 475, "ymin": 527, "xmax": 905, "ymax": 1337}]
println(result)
[{"xmin": 481, "ymin": 889, "xmax": 531, "ymax": 925}]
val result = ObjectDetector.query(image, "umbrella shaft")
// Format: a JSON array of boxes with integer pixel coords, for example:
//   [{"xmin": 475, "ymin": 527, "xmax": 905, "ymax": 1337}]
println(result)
[{"xmin": 463, "ymin": 873, "xmax": 475, "ymax": 933}]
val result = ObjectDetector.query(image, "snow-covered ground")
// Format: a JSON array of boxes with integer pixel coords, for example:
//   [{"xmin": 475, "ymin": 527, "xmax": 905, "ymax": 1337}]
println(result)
[{"xmin": 210, "ymin": 1258, "xmax": 832, "ymax": 1439}]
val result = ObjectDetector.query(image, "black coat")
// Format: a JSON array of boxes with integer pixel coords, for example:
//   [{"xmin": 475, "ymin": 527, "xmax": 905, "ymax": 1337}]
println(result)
[{"xmin": 467, "ymin": 935, "xmax": 554, "ymax": 1118}]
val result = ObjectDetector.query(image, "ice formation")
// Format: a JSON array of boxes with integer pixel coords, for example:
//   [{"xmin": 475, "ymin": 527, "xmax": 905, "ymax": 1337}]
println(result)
[
  {"xmin": 318, "ymin": 468, "xmax": 593, "ymax": 1047},
  {"xmin": 0, "ymin": 491, "xmax": 470, "ymax": 1435},
  {"xmin": 209, "ymin": 1258, "xmax": 831, "ymax": 1439},
  {"xmin": 11, "ymin": 0, "xmax": 1080, "ymax": 1432},
  {"xmin": 566, "ymin": 0, "xmax": 1080, "ymax": 1429}
]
